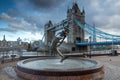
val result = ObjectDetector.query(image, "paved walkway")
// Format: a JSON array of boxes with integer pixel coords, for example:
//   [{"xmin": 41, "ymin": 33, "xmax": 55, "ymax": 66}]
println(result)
[
  {"xmin": 1, "ymin": 56, "xmax": 120, "ymax": 80},
  {"xmin": 103, "ymin": 62, "xmax": 120, "ymax": 80},
  {"xmin": 93, "ymin": 56, "xmax": 120, "ymax": 80},
  {"xmin": 2, "ymin": 62, "xmax": 120, "ymax": 80}
]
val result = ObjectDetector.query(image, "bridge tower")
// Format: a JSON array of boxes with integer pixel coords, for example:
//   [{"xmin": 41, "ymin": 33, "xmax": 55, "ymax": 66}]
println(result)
[
  {"xmin": 44, "ymin": 20, "xmax": 55, "ymax": 46},
  {"xmin": 67, "ymin": 2, "xmax": 87, "ymax": 52}
]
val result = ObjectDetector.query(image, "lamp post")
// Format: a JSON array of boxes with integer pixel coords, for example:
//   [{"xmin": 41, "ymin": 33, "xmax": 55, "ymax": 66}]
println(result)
[
  {"xmin": 111, "ymin": 36, "xmax": 114, "ymax": 55},
  {"xmin": 112, "ymin": 36, "xmax": 114, "ymax": 51},
  {"xmin": 89, "ymin": 36, "xmax": 91, "ymax": 58}
]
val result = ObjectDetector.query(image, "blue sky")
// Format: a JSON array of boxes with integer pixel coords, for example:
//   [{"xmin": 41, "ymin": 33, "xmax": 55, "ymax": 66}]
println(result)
[{"xmin": 0, "ymin": 0, "xmax": 120, "ymax": 42}]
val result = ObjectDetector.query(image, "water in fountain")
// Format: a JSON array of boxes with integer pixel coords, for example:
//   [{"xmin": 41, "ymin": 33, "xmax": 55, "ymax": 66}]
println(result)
[{"xmin": 18, "ymin": 58, "xmax": 97, "ymax": 70}]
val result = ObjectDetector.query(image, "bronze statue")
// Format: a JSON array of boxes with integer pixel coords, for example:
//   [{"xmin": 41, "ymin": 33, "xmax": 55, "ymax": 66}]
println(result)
[{"xmin": 50, "ymin": 26, "xmax": 69, "ymax": 62}]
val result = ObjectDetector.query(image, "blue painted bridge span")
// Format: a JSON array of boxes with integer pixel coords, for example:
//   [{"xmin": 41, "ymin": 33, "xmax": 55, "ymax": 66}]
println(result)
[{"xmin": 76, "ymin": 41, "xmax": 120, "ymax": 46}]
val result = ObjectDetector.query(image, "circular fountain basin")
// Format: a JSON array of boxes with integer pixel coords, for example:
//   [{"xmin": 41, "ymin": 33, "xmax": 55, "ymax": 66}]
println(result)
[{"xmin": 15, "ymin": 57, "xmax": 104, "ymax": 80}]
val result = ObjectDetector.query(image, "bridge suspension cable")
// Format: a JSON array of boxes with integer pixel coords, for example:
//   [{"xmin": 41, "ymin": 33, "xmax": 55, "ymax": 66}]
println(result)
[
  {"xmin": 74, "ymin": 19, "xmax": 120, "ymax": 41},
  {"xmin": 47, "ymin": 19, "xmax": 68, "ymax": 31}
]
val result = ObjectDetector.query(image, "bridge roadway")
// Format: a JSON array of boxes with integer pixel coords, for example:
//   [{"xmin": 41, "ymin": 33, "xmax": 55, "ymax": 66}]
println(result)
[{"xmin": 76, "ymin": 41, "xmax": 120, "ymax": 46}]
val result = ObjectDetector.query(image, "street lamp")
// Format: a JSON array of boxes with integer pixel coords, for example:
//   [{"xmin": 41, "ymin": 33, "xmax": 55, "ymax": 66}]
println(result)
[
  {"xmin": 89, "ymin": 36, "xmax": 92, "ymax": 58},
  {"xmin": 111, "ymin": 36, "xmax": 115, "ymax": 56},
  {"xmin": 112, "ymin": 36, "xmax": 114, "ymax": 51}
]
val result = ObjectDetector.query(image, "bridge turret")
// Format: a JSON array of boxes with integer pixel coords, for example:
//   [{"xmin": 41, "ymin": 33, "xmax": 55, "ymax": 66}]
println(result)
[
  {"xmin": 72, "ymin": 2, "xmax": 81, "ymax": 14},
  {"xmin": 82, "ymin": 7, "xmax": 85, "ymax": 15},
  {"xmin": 67, "ymin": 8, "xmax": 72, "ymax": 20},
  {"xmin": 45, "ymin": 20, "xmax": 53, "ymax": 28}
]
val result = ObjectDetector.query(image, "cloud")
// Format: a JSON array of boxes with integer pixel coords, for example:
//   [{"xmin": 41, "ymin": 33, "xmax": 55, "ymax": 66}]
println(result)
[
  {"xmin": 0, "ymin": 13, "xmax": 14, "ymax": 22},
  {"xmin": 14, "ymin": 0, "xmax": 69, "ymax": 28},
  {"xmin": 0, "ymin": 12, "xmax": 21, "ymax": 24},
  {"xmin": 0, "ymin": 27, "xmax": 16, "ymax": 32},
  {"xmin": 1, "ymin": 0, "xmax": 120, "ymax": 41},
  {"xmin": 7, "ymin": 8, "xmax": 19, "ymax": 17},
  {"xmin": 87, "ymin": 0, "xmax": 120, "ymax": 35},
  {"xmin": 9, "ymin": 18, "xmax": 40, "ymax": 32},
  {"xmin": 0, "ymin": 12, "xmax": 41, "ymax": 34},
  {"xmin": 28, "ymin": 0, "xmax": 64, "ymax": 10}
]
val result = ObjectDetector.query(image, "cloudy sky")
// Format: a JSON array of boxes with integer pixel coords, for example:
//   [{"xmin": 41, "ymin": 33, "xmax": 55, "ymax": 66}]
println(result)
[{"xmin": 0, "ymin": 0, "xmax": 120, "ymax": 42}]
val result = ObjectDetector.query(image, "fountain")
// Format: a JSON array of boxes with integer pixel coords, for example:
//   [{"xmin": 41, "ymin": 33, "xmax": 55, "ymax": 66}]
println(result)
[{"xmin": 15, "ymin": 27, "xmax": 104, "ymax": 80}]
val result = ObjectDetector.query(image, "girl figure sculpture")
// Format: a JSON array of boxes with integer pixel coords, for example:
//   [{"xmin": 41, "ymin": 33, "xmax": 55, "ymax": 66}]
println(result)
[{"xmin": 50, "ymin": 26, "xmax": 69, "ymax": 62}]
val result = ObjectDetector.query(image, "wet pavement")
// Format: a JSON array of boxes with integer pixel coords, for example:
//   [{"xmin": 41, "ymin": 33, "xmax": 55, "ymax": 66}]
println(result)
[
  {"xmin": 103, "ymin": 62, "xmax": 120, "ymax": 80},
  {"xmin": 2, "ymin": 61, "xmax": 120, "ymax": 80}
]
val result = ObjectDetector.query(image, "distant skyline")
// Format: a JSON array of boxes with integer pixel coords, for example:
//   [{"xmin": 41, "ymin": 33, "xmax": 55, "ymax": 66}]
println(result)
[{"xmin": 0, "ymin": 0, "xmax": 120, "ymax": 42}]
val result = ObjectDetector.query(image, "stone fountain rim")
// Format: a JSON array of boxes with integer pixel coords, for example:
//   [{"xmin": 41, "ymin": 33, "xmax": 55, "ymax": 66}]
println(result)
[{"xmin": 16, "ymin": 57, "xmax": 104, "ymax": 76}]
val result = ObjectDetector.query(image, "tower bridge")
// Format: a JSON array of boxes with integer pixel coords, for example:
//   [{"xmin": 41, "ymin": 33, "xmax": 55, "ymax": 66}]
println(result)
[{"xmin": 43, "ymin": 2, "xmax": 120, "ymax": 53}]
